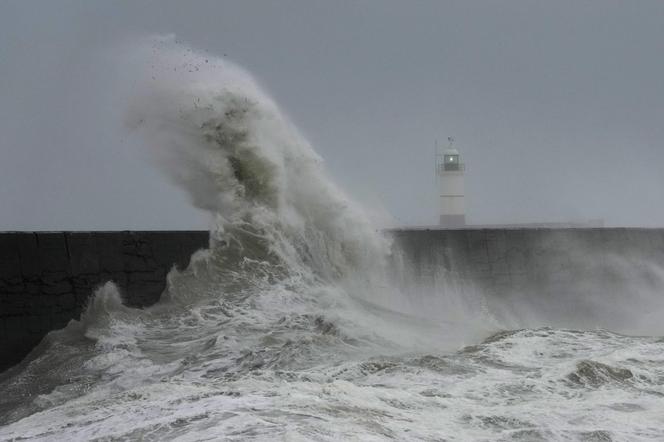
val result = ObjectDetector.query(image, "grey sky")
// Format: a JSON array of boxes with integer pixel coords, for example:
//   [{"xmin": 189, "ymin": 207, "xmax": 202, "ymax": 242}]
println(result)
[{"xmin": 1, "ymin": 1, "xmax": 663, "ymax": 230}]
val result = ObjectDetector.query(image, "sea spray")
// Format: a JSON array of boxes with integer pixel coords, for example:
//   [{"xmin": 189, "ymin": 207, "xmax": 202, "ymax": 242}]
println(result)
[
  {"xmin": 126, "ymin": 35, "xmax": 391, "ymax": 289},
  {"xmin": 1, "ymin": 36, "xmax": 664, "ymax": 440}
]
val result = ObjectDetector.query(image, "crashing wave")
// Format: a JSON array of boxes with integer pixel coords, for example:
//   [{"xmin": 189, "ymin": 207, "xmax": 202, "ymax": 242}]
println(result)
[{"xmin": 126, "ymin": 36, "xmax": 390, "ymax": 288}]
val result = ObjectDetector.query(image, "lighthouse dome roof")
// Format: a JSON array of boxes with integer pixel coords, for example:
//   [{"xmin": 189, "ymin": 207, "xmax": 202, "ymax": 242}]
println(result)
[{"xmin": 444, "ymin": 148, "xmax": 459, "ymax": 155}]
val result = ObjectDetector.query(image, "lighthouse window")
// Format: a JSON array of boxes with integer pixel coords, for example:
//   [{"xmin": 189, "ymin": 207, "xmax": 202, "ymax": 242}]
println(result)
[{"xmin": 443, "ymin": 155, "xmax": 460, "ymax": 171}]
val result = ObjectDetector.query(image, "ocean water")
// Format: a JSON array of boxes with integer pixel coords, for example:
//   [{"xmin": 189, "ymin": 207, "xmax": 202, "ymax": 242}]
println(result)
[{"xmin": 1, "ymin": 37, "xmax": 663, "ymax": 441}]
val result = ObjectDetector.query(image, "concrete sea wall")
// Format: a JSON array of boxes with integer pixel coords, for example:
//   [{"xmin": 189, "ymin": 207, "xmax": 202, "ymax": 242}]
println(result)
[
  {"xmin": 390, "ymin": 228, "xmax": 664, "ymax": 330},
  {"xmin": 2, "ymin": 228, "xmax": 664, "ymax": 372},
  {"xmin": 0, "ymin": 231, "xmax": 209, "ymax": 372},
  {"xmin": 390, "ymin": 228, "xmax": 664, "ymax": 294}
]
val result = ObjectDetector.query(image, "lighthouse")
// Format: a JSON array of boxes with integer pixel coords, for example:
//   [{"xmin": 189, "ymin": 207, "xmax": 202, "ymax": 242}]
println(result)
[{"xmin": 437, "ymin": 138, "xmax": 466, "ymax": 227}]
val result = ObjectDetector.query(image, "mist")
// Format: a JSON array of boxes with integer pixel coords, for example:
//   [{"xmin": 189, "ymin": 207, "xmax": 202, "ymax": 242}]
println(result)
[
  {"xmin": 2, "ymin": 5, "xmax": 664, "ymax": 438},
  {"xmin": 1, "ymin": 1, "xmax": 663, "ymax": 230}
]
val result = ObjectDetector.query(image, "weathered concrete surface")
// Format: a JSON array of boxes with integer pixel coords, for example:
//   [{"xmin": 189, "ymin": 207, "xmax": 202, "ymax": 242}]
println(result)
[
  {"xmin": 2, "ymin": 228, "xmax": 664, "ymax": 373},
  {"xmin": 390, "ymin": 228, "xmax": 664, "ymax": 294},
  {"xmin": 0, "ymin": 231, "xmax": 209, "ymax": 372},
  {"xmin": 390, "ymin": 228, "xmax": 664, "ymax": 329}
]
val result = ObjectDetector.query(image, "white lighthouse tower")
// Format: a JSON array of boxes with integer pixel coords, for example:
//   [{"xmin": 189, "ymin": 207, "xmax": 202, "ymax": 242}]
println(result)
[{"xmin": 437, "ymin": 138, "xmax": 466, "ymax": 227}]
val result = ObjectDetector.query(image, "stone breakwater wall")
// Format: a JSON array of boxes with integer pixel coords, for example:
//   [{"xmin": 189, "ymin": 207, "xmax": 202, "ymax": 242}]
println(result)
[
  {"xmin": 390, "ymin": 228, "xmax": 664, "ymax": 330},
  {"xmin": 390, "ymin": 228, "xmax": 664, "ymax": 295},
  {"xmin": 0, "ymin": 231, "xmax": 209, "ymax": 372},
  {"xmin": 2, "ymin": 228, "xmax": 664, "ymax": 372}
]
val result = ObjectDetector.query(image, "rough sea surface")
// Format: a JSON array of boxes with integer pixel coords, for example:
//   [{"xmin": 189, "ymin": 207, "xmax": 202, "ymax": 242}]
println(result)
[{"xmin": 1, "ymin": 37, "xmax": 663, "ymax": 441}]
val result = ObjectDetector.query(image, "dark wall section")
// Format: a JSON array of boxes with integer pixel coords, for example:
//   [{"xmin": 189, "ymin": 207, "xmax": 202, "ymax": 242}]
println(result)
[
  {"xmin": 0, "ymin": 231, "xmax": 209, "ymax": 372},
  {"xmin": 2, "ymin": 228, "xmax": 664, "ymax": 373},
  {"xmin": 390, "ymin": 228, "xmax": 664, "ymax": 294},
  {"xmin": 390, "ymin": 228, "xmax": 664, "ymax": 330}
]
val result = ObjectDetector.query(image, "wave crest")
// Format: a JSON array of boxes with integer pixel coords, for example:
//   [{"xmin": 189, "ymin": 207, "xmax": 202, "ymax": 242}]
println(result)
[{"xmin": 128, "ymin": 35, "xmax": 389, "ymax": 284}]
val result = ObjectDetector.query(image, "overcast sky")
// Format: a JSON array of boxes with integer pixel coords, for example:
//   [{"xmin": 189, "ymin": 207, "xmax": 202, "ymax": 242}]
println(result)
[{"xmin": 1, "ymin": 1, "xmax": 663, "ymax": 230}]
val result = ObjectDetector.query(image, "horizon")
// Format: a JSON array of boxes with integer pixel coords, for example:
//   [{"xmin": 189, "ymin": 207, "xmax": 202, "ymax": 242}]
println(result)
[{"xmin": 2, "ymin": 1, "xmax": 663, "ymax": 229}]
